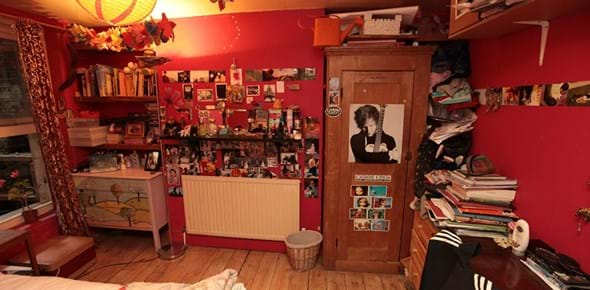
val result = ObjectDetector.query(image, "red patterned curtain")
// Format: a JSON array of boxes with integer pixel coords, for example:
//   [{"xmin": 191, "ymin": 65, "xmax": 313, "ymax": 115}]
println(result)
[{"xmin": 14, "ymin": 19, "xmax": 89, "ymax": 236}]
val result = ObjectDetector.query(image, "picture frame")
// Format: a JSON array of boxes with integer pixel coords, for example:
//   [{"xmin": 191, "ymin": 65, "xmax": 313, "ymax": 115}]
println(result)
[
  {"xmin": 197, "ymin": 89, "xmax": 214, "ymax": 101},
  {"xmin": 215, "ymin": 83, "xmax": 227, "ymax": 100},
  {"xmin": 144, "ymin": 151, "xmax": 162, "ymax": 171},
  {"xmin": 246, "ymin": 85, "xmax": 260, "ymax": 96},
  {"xmin": 125, "ymin": 121, "xmax": 145, "ymax": 138}
]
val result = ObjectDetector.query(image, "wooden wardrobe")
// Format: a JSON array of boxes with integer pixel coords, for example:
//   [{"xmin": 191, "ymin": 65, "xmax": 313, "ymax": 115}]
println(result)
[{"xmin": 322, "ymin": 46, "xmax": 434, "ymax": 273}]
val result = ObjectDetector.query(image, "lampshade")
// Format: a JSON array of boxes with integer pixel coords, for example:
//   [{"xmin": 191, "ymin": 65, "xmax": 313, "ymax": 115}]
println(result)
[{"xmin": 76, "ymin": 0, "xmax": 158, "ymax": 26}]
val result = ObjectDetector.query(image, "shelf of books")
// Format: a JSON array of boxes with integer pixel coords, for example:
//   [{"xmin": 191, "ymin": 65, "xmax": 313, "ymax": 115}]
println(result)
[
  {"xmin": 74, "ymin": 64, "xmax": 158, "ymax": 98},
  {"xmin": 74, "ymin": 96, "xmax": 158, "ymax": 103}
]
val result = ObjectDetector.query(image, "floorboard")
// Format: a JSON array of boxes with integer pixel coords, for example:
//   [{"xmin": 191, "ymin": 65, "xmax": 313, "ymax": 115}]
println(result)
[{"xmin": 81, "ymin": 231, "xmax": 410, "ymax": 290}]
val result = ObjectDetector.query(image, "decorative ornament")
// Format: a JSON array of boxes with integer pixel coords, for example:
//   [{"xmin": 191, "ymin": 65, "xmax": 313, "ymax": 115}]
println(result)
[
  {"xmin": 576, "ymin": 207, "xmax": 590, "ymax": 232},
  {"xmin": 76, "ymin": 0, "xmax": 158, "ymax": 26},
  {"xmin": 66, "ymin": 13, "xmax": 176, "ymax": 52},
  {"xmin": 210, "ymin": 0, "xmax": 235, "ymax": 11}
]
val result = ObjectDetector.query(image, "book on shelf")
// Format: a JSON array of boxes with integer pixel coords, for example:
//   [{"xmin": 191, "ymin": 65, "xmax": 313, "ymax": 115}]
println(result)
[
  {"xmin": 451, "ymin": 205, "xmax": 516, "ymax": 223},
  {"xmin": 453, "ymin": 228, "xmax": 507, "ymax": 239},
  {"xmin": 446, "ymin": 184, "xmax": 516, "ymax": 204},
  {"xmin": 437, "ymin": 220, "xmax": 508, "ymax": 234},
  {"xmin": 440, "ymin": 189, "xmax": 513, "ymax": 212}
]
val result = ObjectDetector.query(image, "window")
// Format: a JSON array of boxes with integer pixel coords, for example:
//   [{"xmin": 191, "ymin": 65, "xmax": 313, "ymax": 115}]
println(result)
[{"xmin": 0, "ymin": 17, "xmax": 51, "ymax": 222}]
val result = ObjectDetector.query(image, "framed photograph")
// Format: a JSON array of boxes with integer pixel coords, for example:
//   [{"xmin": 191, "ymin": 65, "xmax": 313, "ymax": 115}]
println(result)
[
  {"xmin": 372, "ymin": 197, "xmax": 392, "ymax": 209},
  {"xmin": 353, "ymin": 196, "xmax": 372, "ymax": 209},
  {"xmin": 371, "ymin": 219, "xmax": 390, "ymax": 232},
  {"xmin": 144, "ymin": 151, "xmax": 162, "ymax": 171},
  {"xmin": 166, "ymin": 165, "xmax": 181, "ymax": 185},
  {"xmin": 369, "ymin": 185, "xmax": 387, "ymax": 196},
  {"xmin": 125, "ymin": 121, "xmax": 145, "ymax": 138},
  {"xmin": 246, "ymin": 85, "xmax": 260, "ymax": 96},
  {"xmin": 349, "ymin": 208, "xmax": 367, "ymax": 220},
  {"xmin": 215, "ymin": 83, "xmax": 227, "ymax": 100},
  {"xmin": 197, "ymin": 89, "xmax": 214, "ymax": 102}
]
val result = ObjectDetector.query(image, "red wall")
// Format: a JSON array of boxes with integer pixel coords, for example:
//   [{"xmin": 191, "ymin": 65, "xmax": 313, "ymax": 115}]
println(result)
[
  {"xmin": 469, "ymin": 9, "xmax": 590, "ymax": 271},
  {"xmin": 156, "ymin": 9, "xmax": 325, "ymax": 250}
]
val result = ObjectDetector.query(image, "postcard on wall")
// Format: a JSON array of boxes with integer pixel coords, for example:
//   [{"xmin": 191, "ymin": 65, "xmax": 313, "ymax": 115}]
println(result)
[
  {"xmin": 197, "ymin": 89, "xmax": 214, "ymax": 101},
  {"xmin": 502, "ymin": 87, "xmax": 520, "ymax": 106},
  {"xmin": 353, "ymin": 219, "xmax": 371, "ymax": 231},
  {"xmin": 368, "ymin": 209, "xmax": 386, "ymax": 220},
  {"xmin": 304, "ymin": 154, "xmax": 319, "ymax": 178},
  {"xmin": 298, "ymin": 68, "xmax": 316, "ymax": 80},
  {"xmin": 162, "ymin": 70, "xmax": 183, "ymax": 83},
  {"xmin": 369, "ymin": 185, "xmax": 387, "ymax": 196},
  {"xmin": 349, "ymin": 208, "xmax": 367, "ymax": 220},
  {"xmin": 305, "ymin": 139, "xmax": 319, "ymax": 155},
  {"xmin": 166, "ymin": 165, "xmax": 181, "ymax": 186},
  {"xmin": 371, "ymin": 219, "xmax": 390, "ymax": 232},
  {"xmin": 177, "ymin": 70, "xmax": 191, "ymax": 83},
  {"xmin": 372, "ymin": 197, "xmax": 392, "ymax": 209},
  {"xmin": 353, "ymin": 196, "xmax": 372, "ymax": 208},
  {"xmin": 168, "ymin": 186, "xmax": 183, "ymax": 197},
  {"xmin": 547, "ymin": 81, "xmax": 590, "ymax": 106},
  {"xmin": 230, "ymin": 68, "xmax": 243, "ymax": 85},
  {"xmin": 268, "ymin": 109, "xmax": 282, "ymax": 131},
  {"xmin": 280, "ymin": 152, "xmax": 300, "ymax": 178},
  {"xmin": 246, "ymin": 85, "xmax": 260, "ymax": 96},
  {"xmin": 276, "ymin": 81, "xmax": 285, "ymax": 93},
  {"xmin": 304, "ymin": 179, "xmax": 318, "ymax": 199},
  {"xmin": 209, "ymin": 70, "xmax": 226, "ymax": 83},
  {"xmin": 351, "ymin": 185, "xmax": 369, "ymax": 197},
  {"xmin": 190, "ymin": 70, "xmax": 210, "ymax": 83},
  {"xmin": 245, "ymin": 69, "xmax": 263, "ymax": 82},
  {"xmin": 263, "ymin": 84, "xmax": 276, "ymax": 103},
  {"xmin": 348, "ymin": 104, "xmax": 404, "ymax": 164},
  {"xmin": 183, "ymin": 84, "xmax": 193, "ymax": 100}
]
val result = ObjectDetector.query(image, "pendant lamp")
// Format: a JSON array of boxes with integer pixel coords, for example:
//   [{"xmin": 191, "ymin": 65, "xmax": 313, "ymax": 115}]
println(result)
[{"xmin": 76, "ymin": 0, "xmax": 158, "ymax": 26}]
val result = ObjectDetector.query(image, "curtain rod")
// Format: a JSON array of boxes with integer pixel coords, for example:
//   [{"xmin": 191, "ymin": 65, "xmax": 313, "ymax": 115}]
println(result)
[{"xmin": 0, "ymin": 11, "xmax": 65, "ymax": 31}]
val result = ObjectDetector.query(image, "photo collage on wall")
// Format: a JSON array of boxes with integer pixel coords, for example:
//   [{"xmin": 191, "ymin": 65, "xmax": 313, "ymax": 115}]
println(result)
[
  {"xmin": 350, "ymin": 185, "xmax": 392, "ymax": 232},
  {"xmin": 303, "ymin": 139, "xmax": 320, "ymax": 199},
  {"xmin": 476, "ymin": 81, "xmax": 590, "ymax": 107}
]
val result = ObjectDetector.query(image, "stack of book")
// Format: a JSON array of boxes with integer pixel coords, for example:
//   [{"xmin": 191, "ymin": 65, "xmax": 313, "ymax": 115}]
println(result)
[
  {"xmin": 75, "ymin": 64, "xmax": 158, "ymax": 97},
  {"xmin": 424, "ymin": 170, "xmax": 519, "ymax": 239}
]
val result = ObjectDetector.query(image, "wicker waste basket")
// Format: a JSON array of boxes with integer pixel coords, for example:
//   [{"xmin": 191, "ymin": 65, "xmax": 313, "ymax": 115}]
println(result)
[{"xmin": 285, "ymin": 230, "xmax": 323, "ymax": 272}]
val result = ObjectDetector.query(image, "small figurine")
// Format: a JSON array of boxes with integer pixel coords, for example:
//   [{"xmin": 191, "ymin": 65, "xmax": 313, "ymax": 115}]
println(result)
[{"xmin": 273, "ymin": 98, "xmax": 283, "ymax": 109}]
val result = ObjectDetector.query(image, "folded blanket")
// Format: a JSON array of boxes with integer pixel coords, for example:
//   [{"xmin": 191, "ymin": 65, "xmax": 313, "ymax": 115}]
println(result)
[{"xmin": 0, "ymin": 269, "xmax": 246, "ymax": 290}]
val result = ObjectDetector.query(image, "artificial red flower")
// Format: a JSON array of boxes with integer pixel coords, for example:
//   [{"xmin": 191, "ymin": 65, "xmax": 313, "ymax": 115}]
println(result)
[
  {"xmin": 10, "ymin": 170, "xmax": 19, "ymax": 178},
  {"xmin": 157, "ymin": 13, "xmax": 176, "ymax": 43},
  {"xmin": 0, "ymin": 179, "xmax": 5, "ymax": 188}
]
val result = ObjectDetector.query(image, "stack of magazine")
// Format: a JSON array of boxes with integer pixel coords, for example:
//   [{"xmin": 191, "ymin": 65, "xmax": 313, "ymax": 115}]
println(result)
[
  {"xmin": 424, "ymin": 170, "xmax": 519, "ymax": 239},
  {"xmin": 522, "ymin": 247, "xmax": 590, "ymax": 290}
]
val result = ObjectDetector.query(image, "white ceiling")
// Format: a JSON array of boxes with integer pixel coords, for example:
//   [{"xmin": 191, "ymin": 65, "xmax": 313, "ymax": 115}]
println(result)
[{"xmin": 0, "ymin": 0, "xmax": 448, "ymax": 26}]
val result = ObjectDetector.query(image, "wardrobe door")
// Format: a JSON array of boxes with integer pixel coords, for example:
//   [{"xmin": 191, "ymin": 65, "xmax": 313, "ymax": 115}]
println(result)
[
  {"xmin": 323, "ymin": 46, "xmax": 434, "ymax": 273},
  {"xmin": 331, "ymin": 71, "xmax": 415, "ymax": 271}
]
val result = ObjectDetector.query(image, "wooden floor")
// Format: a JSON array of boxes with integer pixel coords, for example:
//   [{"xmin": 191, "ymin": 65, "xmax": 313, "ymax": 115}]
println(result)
[{"xmin": 80, "ymin": 230, "xmax": 411, "ymax": 290}]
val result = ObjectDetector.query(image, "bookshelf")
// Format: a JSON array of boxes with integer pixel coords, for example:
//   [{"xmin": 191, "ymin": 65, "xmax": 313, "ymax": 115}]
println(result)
[
  {"xmin": 74, "ymin": 96, "xmax": 157, "ymax": 103},
  {"xmin": 449, "ymin": 0, "xmax": 590, "ymax": 39}
]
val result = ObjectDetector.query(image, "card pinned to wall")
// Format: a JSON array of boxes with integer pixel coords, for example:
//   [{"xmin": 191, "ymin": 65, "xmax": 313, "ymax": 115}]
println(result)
[
  {"xmin": 276, "ymin": 81, "xmax": 285, "ymax": 93},
  {"xmin": 230, "ymin": 68, "xmax": 243, "ymax": 85},
  {"xmin": 354, "ymin": 175, "xmax": 392, "ymax": 182}
]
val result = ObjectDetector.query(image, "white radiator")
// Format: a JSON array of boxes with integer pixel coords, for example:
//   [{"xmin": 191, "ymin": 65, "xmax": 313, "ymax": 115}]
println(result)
[{"xmin": 182, "ymin": 176, "xmax": 300, "ymax": 241}]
